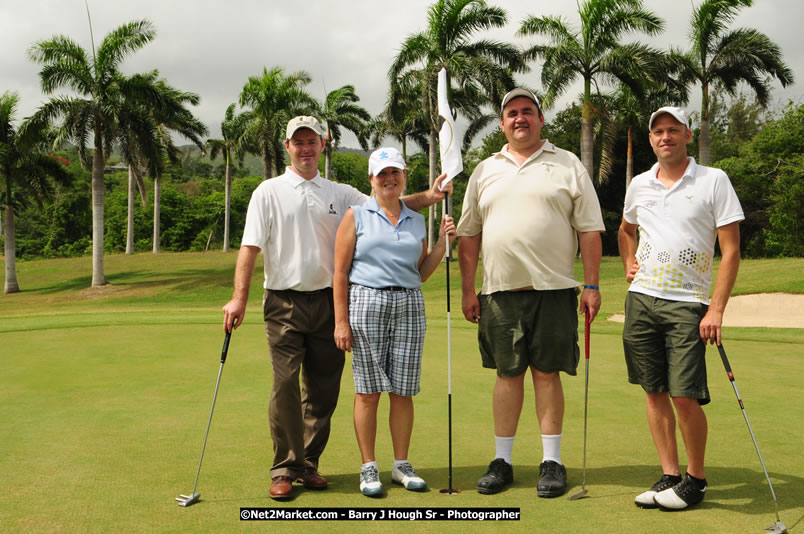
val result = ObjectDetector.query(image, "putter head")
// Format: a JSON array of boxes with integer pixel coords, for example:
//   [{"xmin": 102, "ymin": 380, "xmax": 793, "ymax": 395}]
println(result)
[
  {"xmin": 764, "ymin": 521, "xmax": 788, "ymax": 534},
  {"xmin": 176, "ymin": 493, "xmax": 200, "ymax": 507},
  {"xmin": 567, "ymin": 488, "xmax": 588, "ymax": 501}
]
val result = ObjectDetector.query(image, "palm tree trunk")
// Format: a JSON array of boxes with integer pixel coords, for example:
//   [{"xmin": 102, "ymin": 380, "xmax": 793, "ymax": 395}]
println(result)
[
  {"xmin": 91, "ymin": 141, "xmax": 106, "ymax": 286},
  {"xmin": 401, "ymin": 137, "xmax": 407, "ymax": 162},
  {"xmin": 262, "ymin": 150, "xmax": 271, "ymax": 181},
  {"xmin": 428, "ymin": 129, "xmax": 437, "ymax": 253},
  {"xmin": 325, "ymin": 145, "xmax": 332, "ymax": 180},
  {"xmin": 699, "ymin": 84, "xmax": 711, "ymax": 165},
  {"xmin": 625, "ymin": 126, "xmax": 634, "ymax": 191},
  {"xmin": 3, "ymin": 204, "xmax": 19, "ymax": 294},
  {"xmin": 126, "ymin": 164, "xmax": 135, "ymax": 254},
  {"xmin": 223, "ymin": 154, "xmax": 231, "ymax": 252},
  {"xmin": 581, "ymin": 99, "xmax": 595, "ymax": 179},
  {"xmin": 152, "ymin": 176, "xmax": 161, "ymax": 253}
]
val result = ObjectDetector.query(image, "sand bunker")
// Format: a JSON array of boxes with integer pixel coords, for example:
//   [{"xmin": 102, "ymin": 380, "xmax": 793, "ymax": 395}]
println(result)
[{"xmin": 607, "ymin": 293, "xmax": 804, "ymax": 329}]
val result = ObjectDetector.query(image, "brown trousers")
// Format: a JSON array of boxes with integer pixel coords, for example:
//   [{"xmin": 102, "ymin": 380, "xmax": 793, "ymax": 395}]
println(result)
[{"xmin": 263, "ymin": 288, "xmax": 345, "ymax": 479}]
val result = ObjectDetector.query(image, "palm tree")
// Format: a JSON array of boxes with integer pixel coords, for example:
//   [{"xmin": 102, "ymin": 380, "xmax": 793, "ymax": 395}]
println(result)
[
  {"xmin": 596, "ymin": 81, "xmax": 688, "ymax": 189},
  {"xmin": 207, "ymin": 103, "xmax": 248, "ymax": 251},
  {"xmin": 369, "ymin": 87, "xmax": 429, "ymax": 161},
  {"xmin": 1, "ymin": 92, "xmax": 71, "ymax": 294},
  {"xmin": 239, "ymin": 67, "xmax": 317, "ymax": 179},
  {"xmin": 28, "ymin": 19, "xmax": 157, "ymax": 286},
  {"xmin": 146, "ymin": 79, "xmax": 207, "ymax": 254},
  {"xmin": 390, "ymin": 0, "xmax": 522, "ymax": 246},
  {"xmin": 672, "ymin": 0, "xmax": 794, "ymax": 165},
  {"xmin": 318, "ymin": 85, "xmax": 371, "ymax": 180},
  {"xmin": 519, "ymin": 0, "xmax": 665, "ymax": 179}
]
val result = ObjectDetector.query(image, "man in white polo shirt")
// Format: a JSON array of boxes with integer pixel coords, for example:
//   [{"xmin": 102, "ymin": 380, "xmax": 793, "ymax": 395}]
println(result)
[
  {"xmin": 619, "ymin": 106, "xmax": 743, "ymax": 511},
  {"xmin": 457, "ymin": 88, "xmax": 604, "ymax": 498},
  {"xmin": 222, "ymin": 116, "xmax": 450, "ymax": 500}
]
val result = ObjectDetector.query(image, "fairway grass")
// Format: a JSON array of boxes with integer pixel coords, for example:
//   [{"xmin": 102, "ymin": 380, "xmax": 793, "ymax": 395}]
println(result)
[{"xmin": 1, "ymin": 253, "xmax": 802, "ymax": 533}]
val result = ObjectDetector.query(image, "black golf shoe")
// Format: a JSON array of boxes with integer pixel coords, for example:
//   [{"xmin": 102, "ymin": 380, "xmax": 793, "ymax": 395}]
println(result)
[
  {"xmin": 537, "ymin": 460, "xmax": 567, "ymax": 498},
  {"xmin": 654, "ymin": 473, "xmax": 707, "ymax": 510},
  {"xmin": 634, "ymin": 474, "xmax": 683, "ymax": 508},
  {"xmin": 476, "ymin": 458, "xmax": 514, "ymax": 494}
]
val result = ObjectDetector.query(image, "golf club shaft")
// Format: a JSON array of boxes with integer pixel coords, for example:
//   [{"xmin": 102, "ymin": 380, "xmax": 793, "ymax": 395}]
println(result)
[
  {"xmin": 717, "ymin": 344, "xmax": 781, "ymax": 518},
  {"xmin": 189, "ymin": 330, "xmax": 232, "ymax": 496},
  {"xmin": 581, "ymin": 312, "xmax": 590, "ymax": 487}
]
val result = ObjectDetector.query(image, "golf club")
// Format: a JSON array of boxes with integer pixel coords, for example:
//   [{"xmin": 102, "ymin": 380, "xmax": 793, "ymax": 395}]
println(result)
[
  {"xmin": 568, "ymin": 311, "xmax": 592, "ymax": 501},
  {"xmin": 716, "ymin": 344, "xmax": 787, "ymax": 534},
  {"xmin": 440, "ymin": 192, "xmax": 460, "ymax": 495},
  {"xmin": 176, "ymin": 328, "xmax": 233, "ymax": 507}
]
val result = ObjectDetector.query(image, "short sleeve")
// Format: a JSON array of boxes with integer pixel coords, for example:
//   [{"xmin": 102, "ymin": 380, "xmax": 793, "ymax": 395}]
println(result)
[
  {"xmin": 571, "ymin": 163, "xmax": 605, "ymax": 232},
  {"xmin": 623, "ymin": 179, "xmax": 638, "ymax": 225},
  {"xmin": 712, "ymin": 171, "xmax": 745, "ymax": 228},
  {"xmin": 456, "ymin": 165, "xmax": 482, "ymax": 237},
  {"xmin": 241, "ymin": 187, "xmax": 268, "ymax": 250}
]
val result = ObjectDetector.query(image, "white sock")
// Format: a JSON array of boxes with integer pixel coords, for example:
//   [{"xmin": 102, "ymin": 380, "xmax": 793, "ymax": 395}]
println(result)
[
  {"xmin": 542, "ymin": 434, "xmax": 562, "ymax": 464},
  {"xmin": 495, "ymin": 436, "xmax": 515, "ymax": 465},
  {"xmin": 393, "ymin": 459, "xmax": 408, "ymax": 469},
  {"xmin": 362, "ymin": 461, "xmax": 378, "ymax": 471}
]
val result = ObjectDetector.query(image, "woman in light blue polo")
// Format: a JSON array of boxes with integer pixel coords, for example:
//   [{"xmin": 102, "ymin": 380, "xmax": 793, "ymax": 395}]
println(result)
[{"xmin": 333, "ymin": 147, "xmax": 455, "ymax": 497}]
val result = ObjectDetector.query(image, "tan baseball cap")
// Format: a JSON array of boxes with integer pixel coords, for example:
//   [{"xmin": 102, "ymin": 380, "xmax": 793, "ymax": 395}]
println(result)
[
  {"xmin": 286, "ymin": 116, "xmax": 324, "ymax": 140},
  {"xmin": 500, "ymin": 88, "xmax": 540, "ymax": 114}
]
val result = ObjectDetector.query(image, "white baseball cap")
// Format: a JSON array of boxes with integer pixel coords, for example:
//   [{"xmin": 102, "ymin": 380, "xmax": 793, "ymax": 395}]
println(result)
[
  {"xmin": 501, "ymin": 88, "xmax": 541, "ymax": 114},
  {"xmin": 648, "ymin": 107, "xmax": 689, "ymax": 130},
  {"xmin": 286, "ymin": 116, "xmax": 324, "ymax": 140},
  {"xmin": 368, "ymin": 147, "xmax": 406, "ymax": 176}
]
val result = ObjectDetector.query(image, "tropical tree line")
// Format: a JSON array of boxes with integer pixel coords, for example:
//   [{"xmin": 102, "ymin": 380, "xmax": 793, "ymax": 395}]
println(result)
[
  {"xmin": 5, "ymin": 96, "xmax": 801, "ymax": 265},
  {"xmin": 0, "ymin": 0, "xmax": 797, "ymax": 293}
]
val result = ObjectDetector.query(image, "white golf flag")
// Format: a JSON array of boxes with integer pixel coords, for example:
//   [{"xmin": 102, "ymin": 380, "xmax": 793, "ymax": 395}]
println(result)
[{"xmin": 437, "ymin": 68, "xmax": 462, "ymax": 190}]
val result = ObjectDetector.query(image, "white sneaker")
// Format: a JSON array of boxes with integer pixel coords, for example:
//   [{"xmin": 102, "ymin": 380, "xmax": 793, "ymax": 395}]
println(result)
[
  {"xmin": 360, "ymin": 465, "xmax": 383, "ymax": 497},
  {"xmin": 392, "ymin": 462, "xmax": 427, "ymax": 491}
]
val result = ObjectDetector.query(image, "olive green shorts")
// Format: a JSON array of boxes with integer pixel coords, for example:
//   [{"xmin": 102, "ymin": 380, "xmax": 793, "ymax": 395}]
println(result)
[
  {"xmin": 622, "ymin": 292, "xmax": 710, "ymax": 405},
  {"xmin": 477, "ymin": 289, "xmax": 580, "ymax": 378}
]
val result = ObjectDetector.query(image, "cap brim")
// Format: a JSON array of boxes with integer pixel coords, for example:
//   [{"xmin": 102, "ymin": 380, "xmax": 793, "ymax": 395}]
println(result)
[{"xmin": 370, "ymin": 162, "xmax": 406, "ymax": 176}]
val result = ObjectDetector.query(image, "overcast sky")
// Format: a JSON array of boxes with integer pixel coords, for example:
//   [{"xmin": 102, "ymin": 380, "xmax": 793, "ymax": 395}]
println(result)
[{"xmin": 2, "ymin": 0, "xmax": 802, "ymax": 150}]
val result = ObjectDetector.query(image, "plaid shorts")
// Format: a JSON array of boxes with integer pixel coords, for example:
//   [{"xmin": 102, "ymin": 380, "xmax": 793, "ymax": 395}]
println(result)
[{"xmin": 349, "ymin": 284, "xmax": 426, "ymax": 396}]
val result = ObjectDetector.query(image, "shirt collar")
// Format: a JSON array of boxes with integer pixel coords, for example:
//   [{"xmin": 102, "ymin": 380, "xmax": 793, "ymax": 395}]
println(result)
[
  {"xmin": 496, "ymin": 140, "xmax": 556, "ymax": 166},
  {"xmin": 649, "ymin": 157, "xmax": 698, "ymax": 185},
  {"xmin": 284, "ymin": 166, "xmax": 323, "ymax": 188},
  {"xmin": 365, "ymin": 196, "xmax": 414, "ymax": 224}
]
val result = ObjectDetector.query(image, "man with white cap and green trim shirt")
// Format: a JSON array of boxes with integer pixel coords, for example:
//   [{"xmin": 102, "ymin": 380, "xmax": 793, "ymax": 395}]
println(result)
[
  {"xmin": 222, "ymin": 116, "xmax": 451, "ymax": 500},
  {"xmin": 619, "ymin": 106, "xmax": 743, "ymax": 510},
  {"xmin": 457, "ymin": 88, "xmax": 605, "ymax": 498}
]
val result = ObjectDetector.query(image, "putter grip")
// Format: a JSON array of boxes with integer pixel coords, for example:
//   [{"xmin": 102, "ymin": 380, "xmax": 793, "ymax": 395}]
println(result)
[
  {"xmin": 584, "ymin": 310, "xmax": 591, "ymax": 360},
  {"xmin": 717, "ymin": 344, "xmax": 732, "ymax": 374},
  {"xmin": 220, "ymin": 330, "xmax": 231, "ymax": 364}
]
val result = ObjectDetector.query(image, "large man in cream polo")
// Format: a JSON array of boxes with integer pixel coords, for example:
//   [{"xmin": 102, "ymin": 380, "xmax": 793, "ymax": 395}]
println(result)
[
  {"xmin": 457, "ymin": 89, "xmax": 604, "ymax": 498},
  {"xmin": 222, "ymin": 116, "xmax": 450, "ymax": 500}
]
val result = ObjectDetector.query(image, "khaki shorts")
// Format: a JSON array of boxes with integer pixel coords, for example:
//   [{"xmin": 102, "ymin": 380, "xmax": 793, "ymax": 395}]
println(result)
[
  {"xmin": 477, "ymin": 289, "xmax": 580, "ymax": 378},
  {"xmin": 622, "ymin": 292, "xmax": 710, "ymax": 405}
]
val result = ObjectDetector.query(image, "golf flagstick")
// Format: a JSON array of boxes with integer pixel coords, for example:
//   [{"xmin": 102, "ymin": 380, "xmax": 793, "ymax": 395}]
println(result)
[
  {"xmin": 177, "ymin": 328, "xmax": 232, "ymax": 507},
  {"xmin": 717, "ymin": 344, "xmax": 787, "ymax": 534},
  {"xmin": 568, "ymin": 310, "xmax": 592, "ymax": 500},
  {"xmin": 439, "ymin": 192, "xmax": 460, "ymax": 494},
  {"xmin": 435, "ymin": 66, "xmax": 462, "ymax": 495}
]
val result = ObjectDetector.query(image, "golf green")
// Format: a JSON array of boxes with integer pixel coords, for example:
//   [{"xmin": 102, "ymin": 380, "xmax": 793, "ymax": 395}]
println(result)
[{"xmin": 1, "ymin": 253, "xmax": 802, "ymax": 533}]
